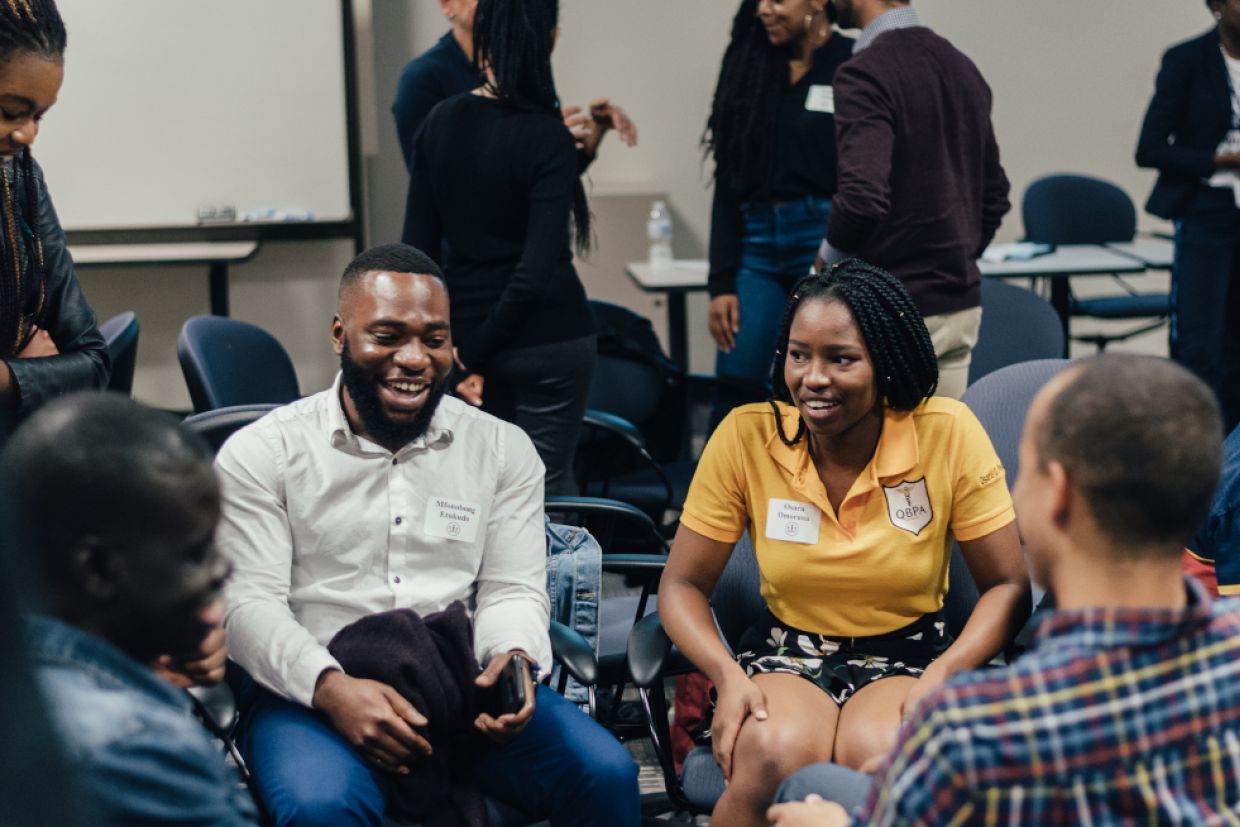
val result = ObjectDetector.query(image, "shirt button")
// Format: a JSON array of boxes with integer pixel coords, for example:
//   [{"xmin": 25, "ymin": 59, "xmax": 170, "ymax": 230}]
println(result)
[
  {"xmin": 392, "ymin": 458, "xmax": 398, "ymax": 466},
  {"xmin": 392, "ymin": 575, "xmax": 401, "ymax": 584},
  {"xmin": 394, "ymin": 516, "xmax": 403, "ymax": 525}
]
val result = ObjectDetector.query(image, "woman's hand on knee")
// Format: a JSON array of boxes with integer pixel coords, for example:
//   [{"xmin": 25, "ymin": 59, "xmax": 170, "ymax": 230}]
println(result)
[{"xmin": 712, "ymin": 675, "xmax": 768, "ymax": 782}]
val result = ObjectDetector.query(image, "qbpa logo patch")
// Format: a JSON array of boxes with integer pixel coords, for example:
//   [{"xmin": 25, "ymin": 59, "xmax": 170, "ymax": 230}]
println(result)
[{"xmin": 882, "ymin": 478, "xmax": 932, "ymax": 536}]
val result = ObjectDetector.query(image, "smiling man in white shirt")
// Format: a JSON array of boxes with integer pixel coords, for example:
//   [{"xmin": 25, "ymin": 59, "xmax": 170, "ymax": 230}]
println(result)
[{"xmin": 214, "ymin": 243, "xmax": 639, "ymax": 827}]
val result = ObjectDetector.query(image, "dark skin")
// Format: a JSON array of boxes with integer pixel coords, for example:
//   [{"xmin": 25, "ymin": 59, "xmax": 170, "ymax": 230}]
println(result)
[
  {"xmin": 317, "ymin": 270, "xmax": 536, "ymax": 773},
  {"xmin": 0, "ymin": 51, "xmax": 63, "ymax": 398},
  {"xmin": 662, "ymin": 298, "xmax": 1028, "ymax": 827},
  {"xmin": 708, "ymin": 0, "xmax": 833, "ymax": 354}
]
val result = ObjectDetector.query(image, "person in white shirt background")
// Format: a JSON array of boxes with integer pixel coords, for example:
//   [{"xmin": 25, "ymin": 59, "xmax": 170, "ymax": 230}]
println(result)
[{"xmin": 215, "ymin": 243, "xmax": 639, "ymax": 827}]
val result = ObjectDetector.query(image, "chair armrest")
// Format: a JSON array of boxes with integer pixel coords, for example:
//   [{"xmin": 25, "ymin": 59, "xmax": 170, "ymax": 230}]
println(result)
[
  {"xmin": 549, "ymin": 621, "xmax": 597, "ymax": 687},
  {"xmin": 601, "ymin": 553, "xmax": 667, "ymax": 576},
  {"xmin": 545, "ymin": 495, "xmax": 659, "ymax": 532},
  {"xmin": 582, "ymin": 409, "xmax": 646, "ymax": 450},
  {"xmin": 627, "ymin": 612, "xmax": 672, "ymax": 689}
]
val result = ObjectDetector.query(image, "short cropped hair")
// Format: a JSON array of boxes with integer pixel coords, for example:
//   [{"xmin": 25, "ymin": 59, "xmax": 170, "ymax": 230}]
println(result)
[
  {"xmin": 3, "ymin": 393, "xmax": 214, "ymax": 580},
  {"xmin": 340, "ymin": 243, "xmax": 444, "ymax": 294},
  {"xmin": 1034, "ymin": 355, "xmax": 1222, "ymax": 552}
]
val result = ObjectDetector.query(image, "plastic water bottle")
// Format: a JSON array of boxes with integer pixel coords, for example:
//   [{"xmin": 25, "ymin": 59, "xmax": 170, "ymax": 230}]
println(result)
[{"xmin": 647, "ymin": 200, "xmax": 674, "ymax": 273}]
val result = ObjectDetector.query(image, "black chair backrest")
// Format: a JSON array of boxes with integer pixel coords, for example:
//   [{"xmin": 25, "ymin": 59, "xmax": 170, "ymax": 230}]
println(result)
[
  {"xmin": 961, "ymin": 359, "xmax": 1073, "ymax": 490},
  {"xmin": 1022, "ymin": 174, "xmax": 1136, "ymax": 245},
  {"xmin": 98, "ymin": 311, "xmax": 140, "ymax": 396},
  {"xmin": 587, "ymin": 300, "xmax": 685, "ymax": 461},
  {"xmin": 181, "ymin": 403, "xmax": 281, "ymax": 454},
  {"xmin": 969, "ymin": 281, "xmax": 1064, "ymax": 385},
  {"xmin": 177, "ymin": 316, "xmax": 299, "ymax": 413}
]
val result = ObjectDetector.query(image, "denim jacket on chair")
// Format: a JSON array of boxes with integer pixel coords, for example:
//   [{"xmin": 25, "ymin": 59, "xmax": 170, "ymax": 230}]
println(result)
[{"xmin": 545, "ymin": 518, "xmax": 601, "ymax": 703}]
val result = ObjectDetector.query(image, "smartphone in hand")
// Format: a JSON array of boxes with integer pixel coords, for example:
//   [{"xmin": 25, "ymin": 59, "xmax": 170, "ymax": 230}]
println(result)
[{"xmin": 480, "ymin": 656, "xmax": 528, "ymax": 717}]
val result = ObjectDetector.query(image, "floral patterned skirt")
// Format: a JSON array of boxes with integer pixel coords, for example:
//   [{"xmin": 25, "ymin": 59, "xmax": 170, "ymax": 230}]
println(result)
[{"xmin": 735, "ymin": 609, "xmax": 952, "ymax": 706}]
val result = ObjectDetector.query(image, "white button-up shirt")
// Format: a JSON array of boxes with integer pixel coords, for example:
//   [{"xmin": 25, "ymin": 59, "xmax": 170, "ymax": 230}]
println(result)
[{"xmin": 215, "ymin": 377, "xmax": 550, "ymax": 707}]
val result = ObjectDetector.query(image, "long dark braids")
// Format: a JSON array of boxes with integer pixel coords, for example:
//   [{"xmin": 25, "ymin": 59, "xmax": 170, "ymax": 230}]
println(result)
[
  {"xmin": 769, "ymin": 259, "xmax": 939, "ymax": 446},
  {"xmin": 703, "ymin": 0, "xmax": 785, "ymax": 195},
  {"xmin": 0, "ymin": 0, "xmax": 65, "ymax": 357},
  {"xmin": 472, "ymin": 0, "xmax": 592, "ymax": 255}
]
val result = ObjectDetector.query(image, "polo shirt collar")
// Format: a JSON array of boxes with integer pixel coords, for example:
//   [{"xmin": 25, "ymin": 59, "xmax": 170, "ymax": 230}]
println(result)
[
  {"xmin": 767, "ymin": 402, "xmax": 920, "ymax": 482},
  {"xmin": 327, "ymin": 372, "xmax": 454, "ymax": 456}
]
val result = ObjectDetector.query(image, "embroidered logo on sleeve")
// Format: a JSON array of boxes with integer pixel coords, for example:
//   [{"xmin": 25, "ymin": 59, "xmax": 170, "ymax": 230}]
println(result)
[
  {"xmin": 883, "ymin": 478, "xmax": 933, "ymax": 536},
  {"xmin": 979, "ymin": 465, "xmax": 1004, "ymax": 487}
]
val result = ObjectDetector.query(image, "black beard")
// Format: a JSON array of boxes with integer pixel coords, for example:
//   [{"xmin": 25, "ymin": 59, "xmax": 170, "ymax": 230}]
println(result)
[{"xmin": 339, "ymin": 339, "xmax": 447, "ymax": 448}]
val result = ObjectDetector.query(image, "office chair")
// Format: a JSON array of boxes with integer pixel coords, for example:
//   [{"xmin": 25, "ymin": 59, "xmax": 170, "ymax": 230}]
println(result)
[
  {"xmin": 98, "ymin": 311, "xmax": 140, "ymax": 396},
  {"xmin": 968, "ymin": 280, "xmax": 1064, "ymax": 385},
  {"xmin": 177, "ymin": 316, "xmax": 300, "ymax": 413},
  {"xmin": 1022, "ymin": 174, "xmax": 1169, "ymax": 350}
]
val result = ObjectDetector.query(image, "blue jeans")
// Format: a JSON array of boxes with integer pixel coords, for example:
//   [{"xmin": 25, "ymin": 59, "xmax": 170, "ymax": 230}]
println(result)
[
  {"xmin": 1173, "ymin": 200, "xmax": 1240, "ymax": 431},
  {"xmin": 775, "ymin": 762, "xmax": 874, "ymax": 817},
  {"xmin": 237, "ymin": 682, "xmax": 639, "ymax": 827},
  {"xmin": 712, "ymin": 197, "xmax": 831, "ymax": 427}
]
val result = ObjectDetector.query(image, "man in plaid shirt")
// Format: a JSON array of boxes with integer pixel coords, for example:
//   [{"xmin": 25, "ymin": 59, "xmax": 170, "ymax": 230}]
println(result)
[{"xmin": 769, "ymin": 354, "xmax": 1238, "ymax": 826}]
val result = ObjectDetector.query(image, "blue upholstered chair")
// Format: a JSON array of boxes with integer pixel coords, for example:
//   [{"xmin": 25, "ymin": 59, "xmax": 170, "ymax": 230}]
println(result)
[
  {"xmin": 97, "ymin": 311, "xmax": 140, "ymax": 396},
  {"xmin": 177, "ymin": 316, "xmax": 300, "ymax": 413},
  {"xmin": 1022, "ymin": 174, "xmax": 1170, "ymax": 350},
  {"xmin": 969, "ymin": 280, "xmax": 1064, "ymax": 386}
]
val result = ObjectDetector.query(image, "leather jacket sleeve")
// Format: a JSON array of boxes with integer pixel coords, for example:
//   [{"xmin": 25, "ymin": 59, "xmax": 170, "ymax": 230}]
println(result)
[{"xmin": 4, "ymin": 161, "xmax": 109, "ymax": 418}]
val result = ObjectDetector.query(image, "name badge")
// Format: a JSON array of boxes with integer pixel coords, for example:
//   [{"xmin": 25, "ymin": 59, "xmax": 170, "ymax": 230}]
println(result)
[
  {"xmin": 805, "ymin": 84, "xmax": 835, "ymax": 114},
  {"xmin": 765, "ymin": 498, "xmax": 822, "ymax": 545},
  {"xmin": 424, "ymin": 496, "xmax": 481, "ymax": 543}
]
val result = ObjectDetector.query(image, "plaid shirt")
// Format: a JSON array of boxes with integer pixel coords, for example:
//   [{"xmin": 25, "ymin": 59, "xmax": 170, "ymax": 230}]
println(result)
[{"xmin": 859, "ymin": 578, "xmax": 1240, "ymax": 825}]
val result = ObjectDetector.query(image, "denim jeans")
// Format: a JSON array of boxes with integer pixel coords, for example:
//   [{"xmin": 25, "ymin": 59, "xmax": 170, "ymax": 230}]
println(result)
[
  {"xmin": 237, "ymin": 681, "xmax": 639, "ymax": 827},
  {"xmin": 1173, "ymin": 202, "xmax": 1240, "ymax": 431},
  {"xmin": 712, "ymin": 197, "xmax": 831, "ymax": 427},
  {"xmin": 545, "ymin": 518, "xmax": 601, "ymax": 704}
]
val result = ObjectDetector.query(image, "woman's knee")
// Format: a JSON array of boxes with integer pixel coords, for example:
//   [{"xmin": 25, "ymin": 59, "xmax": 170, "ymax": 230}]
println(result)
[
  {"xmin": 832, "ymin": 718, "xmax": 899, "ymax": 772},
  {"xmin": 731, "ymin": 715, "xmax": 828, "ymax": 786}
]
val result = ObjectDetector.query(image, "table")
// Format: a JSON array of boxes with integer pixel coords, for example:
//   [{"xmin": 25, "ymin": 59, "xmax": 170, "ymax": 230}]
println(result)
[
  {"xmin": 623, "ymin": 259, "xmax": 709, "ymax": 368},
  {"xmin": 69, "ymin": 241, "xmax": 260, "ymax": 316},
  {"xmin": 627, "ymin": 245, "xmax": 1155, "ymax": 365}
]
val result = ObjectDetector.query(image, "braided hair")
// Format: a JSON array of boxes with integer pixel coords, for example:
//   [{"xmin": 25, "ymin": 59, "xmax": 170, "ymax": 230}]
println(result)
[
  {"xmin": 705, "ymin": 0, "xmax": 833, "ymax": 193},
  {"xmin": 0, "ymin": 0, "xmax": 65, "ymax": 357},
  {"xmin": 473, "ymin": 0, "xmax": 591, "ymax": 255},
  {"xmin": 769, "ymin": 259, "xmax": 939, "ymax": 446}
]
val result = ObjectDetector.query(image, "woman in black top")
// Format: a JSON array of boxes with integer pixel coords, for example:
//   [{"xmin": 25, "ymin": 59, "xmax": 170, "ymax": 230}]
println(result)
[
  {"xmin": 0, "ymin": 0, "xmax": 108, "ymax": 439},
  {"xmin": 706, "ymin": 0, "xmax": 852, "ymax": 425},
  {"xmin": 1136, "ymin": 0, "xmax": 1240, "ymax": 432},
  {"xmin": 402, "ymin": 0, "xmax": 594, "ymax": 495}
]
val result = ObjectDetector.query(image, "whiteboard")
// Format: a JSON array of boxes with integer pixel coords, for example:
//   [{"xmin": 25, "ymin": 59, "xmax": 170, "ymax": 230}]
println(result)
[{"xmin": 34, "ymin": 0, "xmax": 354, "ymax": 232}]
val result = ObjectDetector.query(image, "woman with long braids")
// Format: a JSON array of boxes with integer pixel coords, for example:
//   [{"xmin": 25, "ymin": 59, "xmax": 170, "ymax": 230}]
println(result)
[
  {"xmin": 0, "ymin": 0, "xmax": 107, "ymax": 439},
  {"xmin": 660, "ymin": 260, "xmax": 1029, "ymax": 827},
  {"xmin": 402, "ymin": 0, "xmax": 594, "ymax": 495},
  {"xmin": 706, "ymin": 0, "xmax": 853, "ymax": 424}
]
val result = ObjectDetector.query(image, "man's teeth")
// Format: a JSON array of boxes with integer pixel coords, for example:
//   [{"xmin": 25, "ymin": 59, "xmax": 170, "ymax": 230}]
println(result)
[{"xmin": 387, "ymin": 380, "xmax": 428, "ymax": 393}]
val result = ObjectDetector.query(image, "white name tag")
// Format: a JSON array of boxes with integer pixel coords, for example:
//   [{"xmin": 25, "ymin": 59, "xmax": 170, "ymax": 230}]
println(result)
[
  {"xmin": 765, "ymin": 498, "xmax": 822, "ymax": 545},
  {"xmin": 424, "ymin": 496, "xmax": 481, "ymax": 543},
  {"xmin": 805, "ymin": 84, "xmax": 835, "ymax": 114}
]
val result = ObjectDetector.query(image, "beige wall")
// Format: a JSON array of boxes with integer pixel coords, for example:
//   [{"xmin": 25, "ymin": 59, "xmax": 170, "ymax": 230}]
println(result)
[{"xmin": 75, "ymin": 1, "xmax": 1214, "ymax": 408}]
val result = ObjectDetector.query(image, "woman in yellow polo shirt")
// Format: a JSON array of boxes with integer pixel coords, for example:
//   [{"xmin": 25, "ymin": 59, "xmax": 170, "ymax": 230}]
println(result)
[{"xmin": 660, "ymin": 260, "xmax": 1029, "ymax": 827}]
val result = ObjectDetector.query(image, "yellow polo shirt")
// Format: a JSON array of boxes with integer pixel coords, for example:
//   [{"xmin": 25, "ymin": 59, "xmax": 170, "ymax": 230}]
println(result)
[{"xmin": 680, "ymin": 399, "xmax": 1014, "ymax": 637}]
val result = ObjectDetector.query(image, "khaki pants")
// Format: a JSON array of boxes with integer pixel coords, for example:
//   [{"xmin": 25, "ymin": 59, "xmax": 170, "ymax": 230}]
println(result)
[{"xmin": 923, "ymin": 306, "xmax": 983, "ymax": 400}]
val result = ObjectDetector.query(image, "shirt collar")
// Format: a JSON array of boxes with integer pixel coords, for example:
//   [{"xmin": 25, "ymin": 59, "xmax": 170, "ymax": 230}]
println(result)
[
  {"xmin": 768, "ymin": 402, "xmax": 919, "ymax": 482},
  {"xmin": 1031, "ymin": 577, "xmax": 1215, "ymax": 652},
  {"xmin": 853, "ymin": 5, "xmax": 924, "ymax": 53},
  {"xmin": 24, "ymin": 615, "xmax": 188, "ymax": 708},
  {"xmin": 327, "ymin": 372, "xmax": 454, "ymax": 456}
]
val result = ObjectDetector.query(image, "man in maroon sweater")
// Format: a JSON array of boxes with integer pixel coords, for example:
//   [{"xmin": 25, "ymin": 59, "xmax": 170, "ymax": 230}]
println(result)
[{"xmin": 818, "ymin": 0, "xmax": 1009, "ymax": 399}]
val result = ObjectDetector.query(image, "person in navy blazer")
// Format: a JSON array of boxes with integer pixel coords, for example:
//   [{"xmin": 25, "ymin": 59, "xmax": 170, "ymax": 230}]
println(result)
[{"xmin": 1137, "ymin": 0, "xmax": 1240, "ymax": 432}]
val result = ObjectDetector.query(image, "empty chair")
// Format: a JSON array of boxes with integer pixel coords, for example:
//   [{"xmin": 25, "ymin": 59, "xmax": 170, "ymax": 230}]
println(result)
[
  {"xmin": 1022, "ymin": 174, "xmax": 1169, "ymax": 350},
  {"xmin": 177, "ymin": 316, "xmax": 299, "ymax": 413},
  {"xmin": 968, "ymin": 280, "xmax": 1064, "ymax": 385},
  {"xmin": 180, "ymin": 403, "xmax": 281, "ymax": 454},
  {"xmin": 97, "ymin": 311, "xmax": 139, "ymax": 396}
]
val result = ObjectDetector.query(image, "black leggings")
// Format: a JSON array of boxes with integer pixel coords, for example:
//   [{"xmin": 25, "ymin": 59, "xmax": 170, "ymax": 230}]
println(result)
[{"xmin": 482, "ymin": 335, "xmax": 596, "ymax": 496}]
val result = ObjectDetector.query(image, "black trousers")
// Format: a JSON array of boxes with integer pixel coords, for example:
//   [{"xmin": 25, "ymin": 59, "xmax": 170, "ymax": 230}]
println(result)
[{"xmin": 482, "ymin": 335, "xmax": 596, "ymax": 496}]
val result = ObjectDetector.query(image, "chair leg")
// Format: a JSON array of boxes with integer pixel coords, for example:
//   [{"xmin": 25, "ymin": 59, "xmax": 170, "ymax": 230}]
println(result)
[{"xmin": 638, "ymin": 681, "xmax": 694, "ymax": 812}]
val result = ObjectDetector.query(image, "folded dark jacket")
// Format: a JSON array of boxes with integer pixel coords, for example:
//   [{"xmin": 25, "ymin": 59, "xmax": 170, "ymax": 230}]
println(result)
[{"xmin": 328, "ymin": 602, "xmax": 487, "ymax": 827}]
